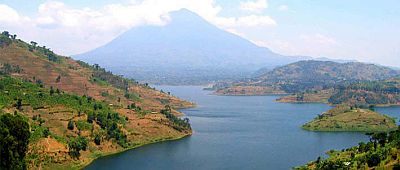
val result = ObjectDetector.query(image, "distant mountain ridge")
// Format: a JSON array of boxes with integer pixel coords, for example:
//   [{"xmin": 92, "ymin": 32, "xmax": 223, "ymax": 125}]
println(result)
[
  {"xmin": 75, "ymin": 9, "xmax": 307, "ymax": 84},
  {"xmin": 214, "ymin": 60, "xmax": 400, "ymax": 95},
  {"xmin": 258, "ymin": 60, "xmax": 399, "ymax": 83}
]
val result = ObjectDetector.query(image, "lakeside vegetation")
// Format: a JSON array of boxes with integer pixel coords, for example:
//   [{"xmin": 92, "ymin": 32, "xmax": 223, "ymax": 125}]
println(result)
[
  {"xmin": 303, "ymin": 105, "xmax": 397, "ymax": 132},
  {"xmin": 297, "ymin": 127, "xmax": 400, "ymax": 169}
]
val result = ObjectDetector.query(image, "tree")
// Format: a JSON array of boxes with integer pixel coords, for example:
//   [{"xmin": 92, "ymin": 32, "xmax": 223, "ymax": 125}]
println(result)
[
  {"xmin": 43, "ymin": 127, "xmax": 50, "ymax": 138},
  {"xmin": 68, "ymin": 136, "xmax": 88, "ymax": 159},
  {"xmin": 50, "ymin": 86, "xmax": 54, "ymax": 96},
  {"xmin": 0, "ymin": 34, "xmax": 12, "ymax": 48},
  {"xmin": 371, "ymin": 132, "xmax": 387, "ymax": 145},
  {"xmin": 16, "ymin": 99, "xmax": 22, "ymax": 110},
  {"xmin": 56, "ymin": 88, "xmax": 61, "ymax": 94},
  {"xmin": 67, "ymin": 120, "xmax": 75, "ymax": 130},
  {"xmin": 30, "ymin": 41, "xmax": 37, "ymax": 48},
  {"xmin": 366, "ymin": 152, "xmax": 381, "ymax": 167},
  {"xmin": 56, "ymin": 75, "xmax": 61, "ymax": 83},
  {"xmin": 87, "ymin": 112, "xmax": 95, "ymax": 123},
  {"xmin": 1, "ymin": 31, "xmax": 10, "ymax": 37},
  {"xmin": 94, "ymin": 134, "xmax": 101, "ymax": 145},
  {"xmin": 0, "ymin": 113, "xmax": 30, "ymax": 169}
]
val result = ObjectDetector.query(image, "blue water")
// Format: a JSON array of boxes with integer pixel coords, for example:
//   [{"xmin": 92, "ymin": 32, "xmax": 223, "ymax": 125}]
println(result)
[{"xmin": 85, "ymin": 86, "xmax": 400, "ymax": 170}]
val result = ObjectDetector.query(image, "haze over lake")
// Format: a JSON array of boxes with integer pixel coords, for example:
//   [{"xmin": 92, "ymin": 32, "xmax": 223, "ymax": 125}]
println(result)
[{"xmin": 86, "ymin": 86, "xmax": 400, "ymax": 170}]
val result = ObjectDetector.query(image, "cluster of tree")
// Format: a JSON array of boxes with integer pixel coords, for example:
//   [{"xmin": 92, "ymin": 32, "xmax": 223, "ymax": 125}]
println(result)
[
  {"xmin": 0, "ymin": 31, "xmax": 17, "ymax": 48},
  {"xmin": 160, "ymin": 105, "xmax": 191, "ymax": 131},
  {"xmin": 0, "ymin": 113, "xmax": 30, "ymax": 169},
  {"xmin": 0, "ymin": 63, "xmax": 22, "ymax": 75},
  {"xmin": 90, "ymin": 64, "xmax": 135, "ymax": 91},
  {"xmin": 297, "ymin": 127, "xmax": 400, "ymax": 169},
  {"xmin": 127, "ymin": 103, "xmax": 142, "ymax": 111},
  {"xmin": 68, "ymin": 136, "xmax": 88, "ymax": 159},
  {"xmin": 86, "ymin": 110, "xmax": 128, "ymax": 147},
  {"xmin": 28, "ymin": 40, "xmax": 61, "ymax": 63}
]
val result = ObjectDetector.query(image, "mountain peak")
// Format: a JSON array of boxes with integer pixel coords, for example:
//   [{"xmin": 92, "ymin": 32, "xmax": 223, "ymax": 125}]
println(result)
[{"xmin": 168, "ymin": 8, "xmax": 207, "ymax": 25}]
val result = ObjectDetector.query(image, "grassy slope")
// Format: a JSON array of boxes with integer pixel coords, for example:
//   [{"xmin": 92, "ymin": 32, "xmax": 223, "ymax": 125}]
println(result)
[
  {"xmin": 276, "ymin": 89, "xmax": 333, "ymax": 103},
  {"xmin": 214, "ymin": 85, "xmax": 286, "ymax": 95},
  {"xmin": 303, "ymin": 105, "xmax": 397, "ymax": 132},
  {"xmin": 0, "ymin": 35, "xmax": 194, "ymax": 169},
  {"xmin": 0, "ymin": 40, "xmax": 194, "ymax": 114}
]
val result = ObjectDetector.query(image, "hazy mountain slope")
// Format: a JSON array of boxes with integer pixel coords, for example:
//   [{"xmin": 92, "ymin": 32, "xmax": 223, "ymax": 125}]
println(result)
[{"xmin": 75, "ymin": 9, "xmax": 305, "ymax": 84}]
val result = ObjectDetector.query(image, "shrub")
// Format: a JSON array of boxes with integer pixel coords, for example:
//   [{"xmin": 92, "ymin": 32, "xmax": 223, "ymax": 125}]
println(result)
[{"xmin": 67, "ymin": 120, "xmax": 75, "ymax": 130}]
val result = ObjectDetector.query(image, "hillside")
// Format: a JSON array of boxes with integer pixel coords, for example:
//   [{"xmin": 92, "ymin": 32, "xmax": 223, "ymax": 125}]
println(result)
[
  {"xmin": 0, "ymin": 32, "xmax": 194, "ymax": 169},
  {"xmin": 276, "ymin": 89, "xmax": 333, "ymax": 103},
  {"xmin": 328, "ymin": 78, "xmax": 400, "ymax": 106},
  {"xmin": 297, "ymin": 128, "xmax": 400, "ymax": 169},
  {"xmin": 302, "ymin": 105, "xmax": 396, "ymax": 132},
  {"xmin": 75, "ymin": 9, "xmax": 306, "ymax": 85},
  {"xmin": 214, "ymin": 60, "xmax": 400, "ymax": 95},
  {"xmin": 277, "ymin": 77, "xmax": 400, "ymax": 106}
]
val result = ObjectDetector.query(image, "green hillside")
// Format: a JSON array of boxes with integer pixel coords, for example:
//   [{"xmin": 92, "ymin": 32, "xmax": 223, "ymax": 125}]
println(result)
[
  {"xmin": 0, "ymin": 31, "xmax": 193, "ymax": 169},
  {"xmin": 303, "ymin": 105, "xmax": 396, "ymax": 132}
]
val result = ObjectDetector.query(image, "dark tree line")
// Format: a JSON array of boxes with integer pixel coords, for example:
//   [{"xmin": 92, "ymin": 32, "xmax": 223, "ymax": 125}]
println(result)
[{"xmin": 160, "ymin": 105, "xmax": 191, "ymax": 131}]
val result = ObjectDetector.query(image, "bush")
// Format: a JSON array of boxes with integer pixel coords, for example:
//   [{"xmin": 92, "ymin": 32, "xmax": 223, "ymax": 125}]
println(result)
[
  {"xmin": 68, "ymin": 136, "xmax": 88, "ymax": 159},
  {"xmin": 67, "ymin": 120, "xmax": 74, "ymax": 130},
  {"xmin": 76, "ymin": 120, "xmax": 92, "ymax": 131},
  {"xmin": 94, "ymin": 134, "xmax": 101, "ymax": 145},
  {"xmin": 366, "ymin": 153, "xmax": 381, "ymax": 167},
  {"xmin": 43, "ymin": 127, "xmax": 50, "ymax": 138},
  {"xmin": 0, "ymin": 34, "xmax": 12, "ymax": 48}
]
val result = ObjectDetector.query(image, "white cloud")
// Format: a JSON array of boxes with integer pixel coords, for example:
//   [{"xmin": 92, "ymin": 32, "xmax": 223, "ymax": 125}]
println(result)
[
  {"xmin": 0, "ymin": 4, "xmax": 20, "ymax": 22},
  {"xmin": 0, "ymin": 4, "xmax": 30, "ymax": 24},
  {"xmin": 239, "ymin": 0, "xmax": 268, "ymax": 13},
  {"xmin": 0, "ymin": 1, "xmax": 276, "ymax": 55},
  {"xmin": 278, "ymin": 5, "xmax": 289, "ymax": 11}
]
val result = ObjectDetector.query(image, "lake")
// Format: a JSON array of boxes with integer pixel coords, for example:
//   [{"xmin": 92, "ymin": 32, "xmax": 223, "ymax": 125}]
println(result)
[{"xmin": 85, "ymin": 86, "xmax": 400, "ymax": 170}]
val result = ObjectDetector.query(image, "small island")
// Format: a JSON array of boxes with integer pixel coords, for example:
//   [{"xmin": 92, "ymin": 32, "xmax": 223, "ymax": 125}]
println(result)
[{"xmin": 302, "ymin": 105, "xmax": 397, "ymax": 132}]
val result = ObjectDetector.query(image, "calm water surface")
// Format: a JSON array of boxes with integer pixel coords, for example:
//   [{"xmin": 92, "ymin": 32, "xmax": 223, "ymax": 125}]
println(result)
[{"xmin": 86, "ymin": 86, "xmax": 400, "ymax": 170}]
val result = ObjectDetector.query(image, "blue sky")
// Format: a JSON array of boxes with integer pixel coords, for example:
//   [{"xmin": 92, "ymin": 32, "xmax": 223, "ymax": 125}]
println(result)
[{"xmin": 0, "ymin": 0, "xmax": 399, "ymax": 67}]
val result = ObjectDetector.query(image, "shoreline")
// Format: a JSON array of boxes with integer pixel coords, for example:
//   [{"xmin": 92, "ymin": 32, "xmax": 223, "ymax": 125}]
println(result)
[
  {"xmin": 77, "ymin": 100, "xmax": 198, "ymax": 169},
  {"xmin": 78, "ymin": 132, "xmax": 192, "ymax": 169},
  {"xmin": 212, "ymin": 93, "xmax": 288, "ymax": 96}
]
